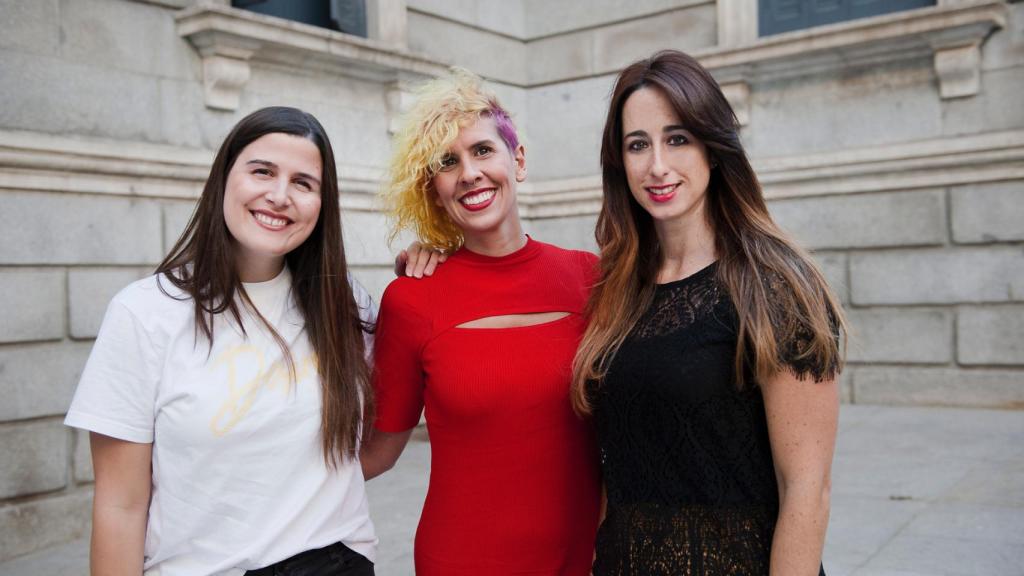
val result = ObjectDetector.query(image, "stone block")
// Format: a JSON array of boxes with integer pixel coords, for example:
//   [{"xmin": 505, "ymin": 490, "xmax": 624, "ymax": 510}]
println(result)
[
  {"xmin": 157, "ymin": 77, "xmax": 217, "ymax": 149},
  {"xmin": 941, "ymin": 67, "xmax": 1024, "ymax": 137},
  {"xmin": 74, "ymin": 429, "xmax": 94, "ymax": 484},
  {"xmin": 838, "ymin": 367, "xmax": 853, "ymax": 404},
  {"xmin": 769, "ymin": 189, "xmax": 946, "ymax": 250},
  {"xmin": 162, "ymin": 200, "xmax": 199, "ymax": 255},
  {"xmin": 406, "ymin": 12, "xmax": 525, "ymax": 86},
  {"xmin": 0, "ymin": 536, "xmax": 89, "ymax": 576},
  {"xmin": 527, "ymin": 30, "xmax": 594, "ymax": 85},
  {"xmin": 958, "ymin": 306, "xmax": 1024, "ymax": 366},
  {"xmin": 488, "ymin": 83, "xmax": 528, "ymax": 140},
  {"xmin": 813, "ymin": 251, "xmax": 848, "ymax": 303},
  {"xmin": 951, "ymin": 180, "xmax": 1024, "ymax": 244},
  {"xmin": 0, "ymin": 419, "xmax": 68, "ymax": 499},
  {"xmin": 244, "ymin": 62, "xmax": 387, "ymax": 116},
  {"xmin": 2, "ymin": 191, "xmax": 164, "ymax": 265},
  {"xmin": 591, "ymin": 4, "xmax": 716, "ymax": 73},
  {"xmin": 846, "ymin": 308, "xmax": 952, "ymax": 364},
  {"xmin": 60, "ymin": 0, "xmax": 197, "ymax": 81},
  {"xmin": 342, "ymin": 211, "xmax": 407, "ymax": 266},
  {"xmin": 0, "ymin": 50, "xmax": 166, "ymax": 144},
  {"xmin": 980, "ymin": 3, "xmax": 1024, "ymax": 73},
  {"xmin": 745, "ymin": 59, "xmax": 941, "ymax": 158},
  {"xmin": 525, "ymin": 74, "xmax": 611, "ymax": 180},
  {"xmin": 849, "ymin": 247, "xmax": 1024, "ymax": 305},
  {"xmin": 852, "ymin": 366, "xmax": 1024, "ymax": 409},
  {"xmin": 0, "ymin": 269, "xmax": 65, "ymax": 343},
  {"xmin": 474, "ymin": 0, "xmax": 526, "ymax": 39},
  {"xmin": 0, "ymin": 0, "xmax": 60, "ymax": 56},
  {"xmin": 0, "ymin": 490, "xmax": 92, "ymax": 563},
  {"xmin": 243, "ymin": 71, "xmax": 392, "ymax": 167},
  {"xmin": 350, "ymin": 265, "xmax": 397, "ymax": 305},
  {"xmin": 406, "ymin": 0, "xmax": 497, "ymax": 34},
  {"xmin": 68, "ymin": 268, "xmax": 149, "ymax": 339},
  {"xmin": 320, "ymin": 107, "xmax": 393, "ymax": 171},
  {"xmin": 0, "ymin": 342, "xmax": 92, "ymax": 422},
  {"xmin": 524, "ymin": 216, "xmax": 599, "ymax": 253},
  {"xmin": 522, "ymin": 0, "xmax": 691, "ymax": 38}
]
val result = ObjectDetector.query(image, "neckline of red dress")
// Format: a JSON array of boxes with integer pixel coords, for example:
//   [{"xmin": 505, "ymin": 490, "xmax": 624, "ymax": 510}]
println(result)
[{"xmin": 454, "ymin": 235, "xmax": 542, "ymax": 265}]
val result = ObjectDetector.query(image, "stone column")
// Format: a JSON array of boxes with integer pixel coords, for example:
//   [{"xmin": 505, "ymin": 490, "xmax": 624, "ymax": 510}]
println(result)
[{"xmin": 367, "ymin": 0, "xmax": 408, "ymax": 49}]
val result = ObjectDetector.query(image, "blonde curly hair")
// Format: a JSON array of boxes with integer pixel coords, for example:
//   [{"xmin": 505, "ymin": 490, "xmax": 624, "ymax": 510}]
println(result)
[{"xmin": 383, "ymin": 69, "xmax": 520, "ymax": 251}]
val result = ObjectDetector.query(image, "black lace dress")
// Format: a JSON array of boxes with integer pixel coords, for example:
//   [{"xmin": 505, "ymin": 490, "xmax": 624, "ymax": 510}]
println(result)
[{"xmin": 591, "ymin": 262, "xmax": 831, "ymax": 576}]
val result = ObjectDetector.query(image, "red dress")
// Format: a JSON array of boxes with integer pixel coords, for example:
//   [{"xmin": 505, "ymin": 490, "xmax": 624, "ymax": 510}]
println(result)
[{"xmin": 373, "ymin": 238, "xmax": 602, "ymax": 575}]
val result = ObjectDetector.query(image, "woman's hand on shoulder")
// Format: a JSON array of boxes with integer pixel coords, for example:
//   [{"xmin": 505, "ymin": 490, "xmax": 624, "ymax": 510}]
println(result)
[{"xmin": 394, "ymin": 241, "xmax": 448, "ymax": 279}]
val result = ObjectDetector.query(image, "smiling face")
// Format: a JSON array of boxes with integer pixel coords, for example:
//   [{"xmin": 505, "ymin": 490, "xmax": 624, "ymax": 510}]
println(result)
[
  {"xmin": 431, "ymin": 114, "xmax": 526, "ymax": 252},
  {"xmin": 621, "ymin": 87, "xmax": 712, "ymax": 229},
  {"xmin": 223, "ymin": 132, "xmax": 323, "ymax": 282}
]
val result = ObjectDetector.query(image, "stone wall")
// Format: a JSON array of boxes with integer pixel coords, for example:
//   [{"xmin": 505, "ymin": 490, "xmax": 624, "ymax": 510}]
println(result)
[{"xmin": 0, "ymin": 0, "xmax": 1021, "ymax": 563}]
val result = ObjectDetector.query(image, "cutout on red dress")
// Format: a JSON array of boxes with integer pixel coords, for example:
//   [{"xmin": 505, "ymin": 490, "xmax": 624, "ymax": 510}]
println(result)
[{"xmin": 456, "ymin": 311, "xmax": 571, "ymax": 329}]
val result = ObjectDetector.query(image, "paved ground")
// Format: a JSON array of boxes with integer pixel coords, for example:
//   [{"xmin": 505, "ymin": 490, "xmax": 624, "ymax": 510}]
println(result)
[{"xmin": 2, "ymin": 405, "xmax": 1022, "ymax": 576}]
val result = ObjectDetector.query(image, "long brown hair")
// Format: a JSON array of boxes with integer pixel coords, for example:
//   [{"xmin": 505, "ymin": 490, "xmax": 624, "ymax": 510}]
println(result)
[
  {"xmin": 572, "ymin": 51, "xmax": 845, "ymax": 414},
  {"xmin": 157, "ymin": 106, "xmax": 371, "ymax": 466}
]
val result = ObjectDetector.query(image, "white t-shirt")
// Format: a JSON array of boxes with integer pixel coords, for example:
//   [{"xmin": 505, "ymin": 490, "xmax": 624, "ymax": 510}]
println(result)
[{"xmin": 65, "ymin": 267, "xmax": 378, "ymax": 576}]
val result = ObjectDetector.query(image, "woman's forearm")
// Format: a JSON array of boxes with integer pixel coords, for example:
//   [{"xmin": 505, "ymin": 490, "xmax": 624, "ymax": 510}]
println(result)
[
  {"xmin": 89, "ymin": 433, "xmax": 153, "ymax": 576},
  {"xmin": 769, "ymin": 482, "xmax": 830, "ymax": 576},
  {"xmin": 91, "ymin": 503, "xmax": 148, "ymax": 576},
  {"xmin": 360, "ymin": 428, "xmax": 414, "ymax": 480}
]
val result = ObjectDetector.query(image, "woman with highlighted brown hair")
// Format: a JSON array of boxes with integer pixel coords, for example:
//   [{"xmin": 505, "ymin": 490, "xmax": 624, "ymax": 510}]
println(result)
[
  {"xmin": 573, "ymin": 51, "xmax": 845, "ymax": 575},
  {"xmin": 360, "ymin": 71, "xmax": 601, "ymax": 575}
]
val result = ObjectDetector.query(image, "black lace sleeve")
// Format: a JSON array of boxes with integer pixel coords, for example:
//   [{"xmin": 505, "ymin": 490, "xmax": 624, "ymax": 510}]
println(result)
[{"xmin": 766, "ymin": 270, "xmax": 841, "ymax": 383}]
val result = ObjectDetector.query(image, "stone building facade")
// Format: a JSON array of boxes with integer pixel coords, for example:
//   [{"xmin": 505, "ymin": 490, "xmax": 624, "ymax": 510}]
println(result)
[{"xmin": 1, "ymin": 0, "xmax": 1021, "ymax": 562}]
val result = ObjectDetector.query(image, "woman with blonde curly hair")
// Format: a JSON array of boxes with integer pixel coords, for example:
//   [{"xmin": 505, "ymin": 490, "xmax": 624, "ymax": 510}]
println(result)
[{"xmin": 360, "ymin": 70, "xmax": 601, "ymax": 575}]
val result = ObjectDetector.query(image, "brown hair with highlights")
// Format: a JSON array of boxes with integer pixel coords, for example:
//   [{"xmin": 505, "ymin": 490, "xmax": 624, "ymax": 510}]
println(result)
[{"xmin": 572, "ymin": 51, "xmax": 846, "ymax": 414}]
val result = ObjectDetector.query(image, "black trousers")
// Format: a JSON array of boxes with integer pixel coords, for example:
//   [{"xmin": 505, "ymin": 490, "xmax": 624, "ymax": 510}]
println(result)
[{"xmin": 244, "ymin": 542, "xmax": 374, "ymax": 576}]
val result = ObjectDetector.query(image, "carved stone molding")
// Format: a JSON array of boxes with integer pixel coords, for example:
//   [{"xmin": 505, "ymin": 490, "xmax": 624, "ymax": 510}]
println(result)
[
  {"xmin": 385, "ymin": 80, "xmax": 418, "ymax": 135},
  {"xmin": 517, "ymin": 129, "xmax": 1024, "ymax": 218},
  {"xmin": 186, "ymin": 31, "xmax": 260, "ymax": 111},
  {"xmin": 935, "ymin": 42, "xmax": 983, "ymax": 98},
  {"xmin": 0, "ymin": 129, "xmax": 384, "ymax": 211},
  {"xmin": 719, "ymin": 81, "xmax": 751, "ymax": 126},
  {"xmin": 175, "ymin": 2, "xmax": 447, "ymax": 111},
  {"xmin": 704, "ymin": 1, "xmax": 1008, "ymax": 101}
]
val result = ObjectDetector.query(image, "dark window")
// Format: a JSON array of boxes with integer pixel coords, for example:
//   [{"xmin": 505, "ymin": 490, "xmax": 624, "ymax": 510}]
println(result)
[
  {"xmin": 233, "ymin": 0, "xmax": 367, "ymax": 38},
  {"xmin": 758, "ymin": 0, "xmax": 936, "ymax": 37}
]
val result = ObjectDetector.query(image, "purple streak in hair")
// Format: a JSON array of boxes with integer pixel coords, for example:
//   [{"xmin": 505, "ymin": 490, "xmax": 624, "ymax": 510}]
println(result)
[{"xmin": 488, "ymin": 107, "xmax": 519, "ymax": 151}]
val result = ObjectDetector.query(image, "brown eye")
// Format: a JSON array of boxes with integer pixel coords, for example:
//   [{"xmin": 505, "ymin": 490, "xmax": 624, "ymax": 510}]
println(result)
[
  {"xmin": 438, "ymin": 155, "xmax": 457, "ymax": 171},
  {"xmin": 626, "ymin": 140, "xmax": 648, "ymax": 152}
]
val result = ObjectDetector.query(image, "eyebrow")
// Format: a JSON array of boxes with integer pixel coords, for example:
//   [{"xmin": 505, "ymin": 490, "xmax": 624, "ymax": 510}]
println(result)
[
  {"xmin": 623, "ymin": 125, "xmax": 689, "ymax": 139},
  {"xmin": 246, "ymin": 159, "xmax": 321, "ymax": 185},
  {"xmin": 471, "ymin": 139, "xmax": 498, "ymax": 149}
]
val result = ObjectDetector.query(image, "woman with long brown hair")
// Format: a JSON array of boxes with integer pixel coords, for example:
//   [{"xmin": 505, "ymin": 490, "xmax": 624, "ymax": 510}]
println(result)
[
  {"xmin": 66, "ymin": 107, "xmax": 377, "ymax": 575},
  {"xmin": 573, "ymin": 51, "xmax": 845, "ymax": 575}
]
